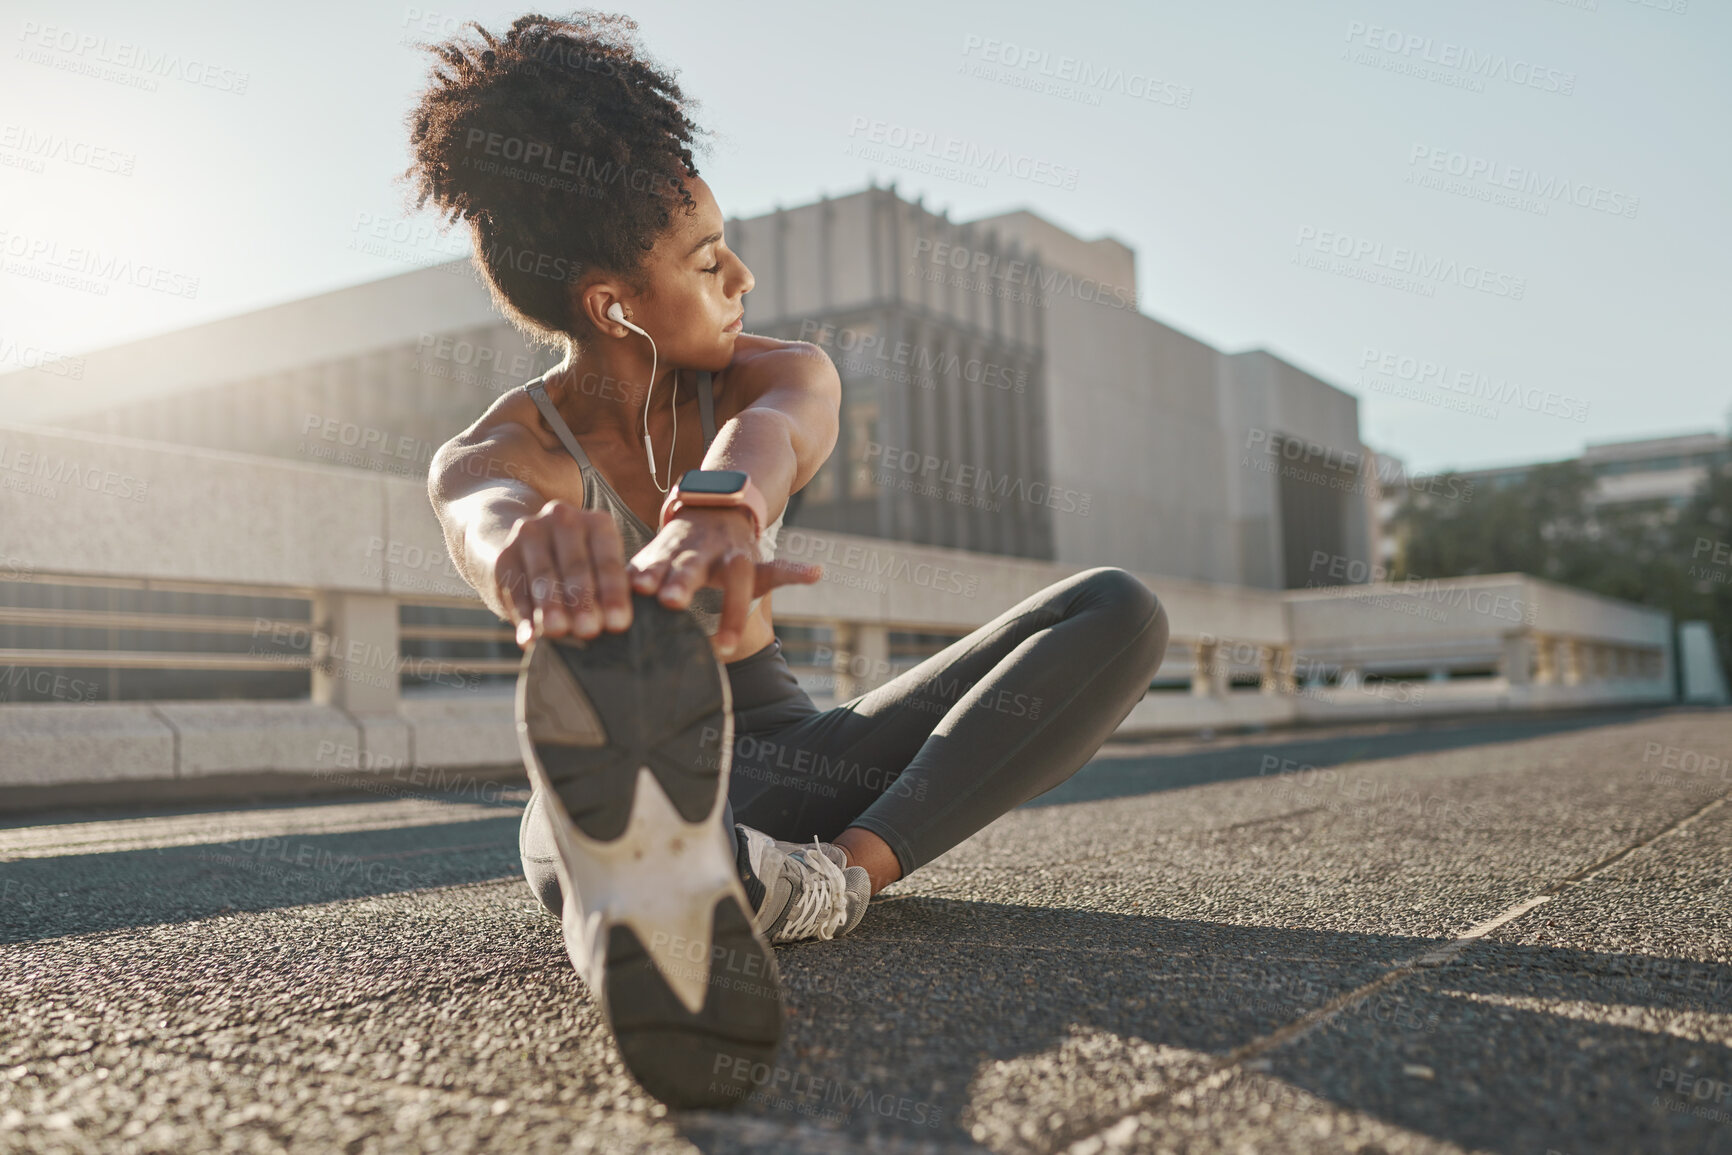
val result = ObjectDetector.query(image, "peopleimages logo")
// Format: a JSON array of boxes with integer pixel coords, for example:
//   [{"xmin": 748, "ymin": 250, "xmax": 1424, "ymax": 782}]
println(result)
[
  {"xmin": 909, "ymin": 237, "xmax": 1139, "ymax": 312},
  {"xmin": 1358, "ymin": 347, "xmax": 1588, "ymax": 422},
  {"xmin": 778, "ymin": 531, "xmax": 981, "ymax": 598},
  {"xmin": 957, "ymin": 35, "xmax": 1193, "ymax": 109},
  {"xmin": 845, "ymin": 117, "xmax": 1081, "ymax": 191},
  {"xmin": 16, "ymin": 20, "xmax": 250, "ymax": 94},
  {"xmin": 0, "ymin": 228, "xmax": 200, "ymax": 299},
  {"xmin": 0, "ymin": 123, "xmax": 135, "ymax": 175},
  {"xmin": 796, "ymin": 320, "xmax": 1028, "ymax": 394},
  {"xmin": 0, "ymin": 441, "xmax": 150, "ymax": 502},
  {"xmin": 0, "ymin": 335, "xmax": 83, "ymax": 378},
  {"xmin": 1293, "ymin": 226, "xmax": 1527, "ymax": 300},
  {"xmin": 863, "ymin": 440, "xmax": 1091, "ymax": 516},
  {"xmin": 1406, "ymin": 145, "xmax": 1639, "ymax": 220},
  {"xmin": 460, "ymin": 129, "xmax": 684, "ymax": 199},
  {"xmin": 1341, "ymin": 21, "xmax": 1576, "ymax": 95}
]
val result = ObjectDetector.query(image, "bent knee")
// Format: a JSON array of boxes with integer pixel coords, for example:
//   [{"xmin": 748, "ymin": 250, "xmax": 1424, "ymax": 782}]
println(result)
[
  {"xmin": 1079, "ymin": 566, "xmax": 1157, "ymax": 622},
  {"xmin": 1079, "ymin": 567, "xmax": 1169, "ymax": 670}
]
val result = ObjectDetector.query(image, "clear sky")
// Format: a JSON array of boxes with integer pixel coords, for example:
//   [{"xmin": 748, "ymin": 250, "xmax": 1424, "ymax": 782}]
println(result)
[{"xmin": 0, "ymin": 0, "xmax": 1725, "ymax": 474}]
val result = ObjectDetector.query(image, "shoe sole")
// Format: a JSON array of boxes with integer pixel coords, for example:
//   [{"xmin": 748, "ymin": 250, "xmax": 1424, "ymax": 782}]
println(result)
[{"xmin": 515, "ymin": 593, "xmax": 782, "ymax": 1110}]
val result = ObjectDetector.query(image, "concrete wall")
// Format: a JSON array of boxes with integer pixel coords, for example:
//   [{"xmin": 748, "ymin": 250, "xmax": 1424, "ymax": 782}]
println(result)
[
  {"xmin": 767, "ymin": 523, "xmax": 1285, "ymax": 641},
  {"xmin": 727, "ymin": 187, "xmax": 1057, "ymax": 562},
  {"xmin": 1218, "ymin": 350, "xmax": 1371, "ymax": 589},
  {"xmin": 1036, "ymin": 294, "xmax": 1237, "ymax": 583},
  {"xmin": 0, "ymin": 260, "xmax": 510, "ymax": 427},
  {"xmin": 1679, "ymin": 621, "xmax": 1731, "ymax": 704},
  {"xmin": 0, "ymin": 418, "xmax": 1679, "ymax": 789},
  {"xmin": 54, "ymin": 318, "xmax": 554, "ymax": 480},
  {"xmin": 726, "ymin": 187, "xmax": 1293, "ymax": 587},
  {"xmin": 0, "ymin": 423, "xmax": 465, "ymax": 598},
  {"xmin": 965, "ymin": 208, "xmax": 1139, "ymax": 297}
]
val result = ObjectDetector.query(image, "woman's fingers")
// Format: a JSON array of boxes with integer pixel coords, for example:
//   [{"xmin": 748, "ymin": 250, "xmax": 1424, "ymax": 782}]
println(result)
[
  {"xmin": 626, "ymin": 554, "xmax": 667, "ymax": 597},
  {"xmin": 546, "ymin": 515, "xmax": 601, "ymax": 638},
  {"xmin": 755, "ymin": 558, "xmax": 824, "ymax": 596},
  {"xmin": 495, "ymin": 543, "xmax": 533, "ymax": 640},
  {"xmin": 583, "ymin": 514, "xmax": 633, "ymax": 631},
  {"xmin": 511, "ymin": 534, "xmax": 562, "ymax": 644},
  {"xmin": 658, "ymin": 550, "xmax": 711, "ymax": 609},
  {"xmin": 712, "ymin": 550, "xmax": 756, "ymax": 657}
]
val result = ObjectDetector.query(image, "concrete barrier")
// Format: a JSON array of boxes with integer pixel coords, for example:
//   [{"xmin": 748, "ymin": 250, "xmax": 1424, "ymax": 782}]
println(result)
[{"xmin": 0, "ymin": 423, "xmax": 1680, "ymax": 794}]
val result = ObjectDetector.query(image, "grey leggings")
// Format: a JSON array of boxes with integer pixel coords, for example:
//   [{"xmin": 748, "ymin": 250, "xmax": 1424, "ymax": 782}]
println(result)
[{"xmin": 520, "ymin": 566, "xmax": 1169, "ymax": 913}]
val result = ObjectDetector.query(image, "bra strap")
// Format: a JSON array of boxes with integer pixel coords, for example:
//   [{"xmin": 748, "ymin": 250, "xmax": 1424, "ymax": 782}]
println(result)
[{"xmin": 524, "ymin": 383, "xmax": 595, "ymax": 469}]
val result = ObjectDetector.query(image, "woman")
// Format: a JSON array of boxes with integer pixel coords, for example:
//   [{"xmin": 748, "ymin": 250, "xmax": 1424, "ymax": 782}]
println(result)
[{"xmin": 409, "ymin": 13, "xmax": 1170, "ymax": 1110}]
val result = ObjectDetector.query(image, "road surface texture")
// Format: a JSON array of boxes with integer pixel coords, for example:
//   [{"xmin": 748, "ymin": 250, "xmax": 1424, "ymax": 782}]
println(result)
[{"xmin": 2, "ymin": 705, "xmax": 1729, "ymax": 1154}]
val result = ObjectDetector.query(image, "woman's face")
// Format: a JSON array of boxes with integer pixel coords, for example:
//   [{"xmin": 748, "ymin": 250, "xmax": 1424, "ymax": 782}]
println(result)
[{"xmin": 600, "ymin": 174, "xmax": 754, "ymax": 372}]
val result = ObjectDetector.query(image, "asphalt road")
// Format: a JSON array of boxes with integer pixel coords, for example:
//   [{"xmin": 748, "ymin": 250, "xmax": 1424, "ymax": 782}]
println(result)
[{"xmin": 2, "ymin": 706, "xmax": 1729, "ymax": 1154}]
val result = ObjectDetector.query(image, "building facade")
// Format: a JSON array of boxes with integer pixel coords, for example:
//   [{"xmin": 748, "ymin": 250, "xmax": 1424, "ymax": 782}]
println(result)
[
  {"xmin": 15, "ymin": 182, "xmax": 1378, "ymax": 593},
  {"xmin": 0, "ymin": 181, "xmax": 1381, "ymax": 705}
]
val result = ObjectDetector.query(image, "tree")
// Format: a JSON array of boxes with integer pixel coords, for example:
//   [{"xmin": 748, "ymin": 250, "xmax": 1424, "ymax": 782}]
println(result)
[
  {"xmin": 1390, "ymin": 461, "xmax": 1732, "ymax": 671},
  {"xmin": 1393, "ymin": 461, "xmax": 1596, "ymax": 582}
]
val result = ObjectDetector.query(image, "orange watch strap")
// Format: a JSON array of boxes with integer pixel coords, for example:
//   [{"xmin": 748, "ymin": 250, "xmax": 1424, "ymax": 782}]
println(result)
[{"xmin": 658, "ymin": 474, "xmax": 767, "ymax": 537}]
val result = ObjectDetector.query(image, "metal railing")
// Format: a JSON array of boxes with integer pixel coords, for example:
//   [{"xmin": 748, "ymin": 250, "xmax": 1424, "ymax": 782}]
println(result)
[{"xmin": 0, "ymin": 569, "xmax": 522, "ymax": 701}]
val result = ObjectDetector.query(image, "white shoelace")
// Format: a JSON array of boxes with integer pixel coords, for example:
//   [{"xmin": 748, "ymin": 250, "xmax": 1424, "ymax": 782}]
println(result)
[{"xmin": 772, "ymin": 837, "xmax": 850, "ymax": 942}]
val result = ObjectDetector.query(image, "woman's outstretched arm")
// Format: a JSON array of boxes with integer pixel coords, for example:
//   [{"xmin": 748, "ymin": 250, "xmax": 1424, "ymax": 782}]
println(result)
[{"xmin": 625, "ymin": 339, "xmax": 841, "ymax": 654}]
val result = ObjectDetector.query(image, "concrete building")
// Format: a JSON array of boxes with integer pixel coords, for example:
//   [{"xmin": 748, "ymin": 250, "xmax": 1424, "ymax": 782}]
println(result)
[
  {"xmin": 0, "ymin": 182, "xmax": 1691, "ymax": 777},
  {"xmin": 720, "ymin": 185, "xmax": 1375, "ymax": 590},
  {"xmin": 12, "ymin": 181, "xmax": 1376, "ymax": 596},
  {"xmin": 0, "ymin": 182, "xmax": 1405, "ymax": 710}
]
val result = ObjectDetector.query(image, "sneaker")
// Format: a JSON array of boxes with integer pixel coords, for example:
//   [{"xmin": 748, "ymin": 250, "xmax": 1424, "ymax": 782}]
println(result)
[
  {"xmin": 515, "ymin": 592, "xmax": 781, "ymax": 1111},
  {"xmin": 774, "ymin": 836, "xmax": 849, "ymax": 872},
  {"xmin": 736, "ymin": 826, "xmax": 871, "ymax": 942}
]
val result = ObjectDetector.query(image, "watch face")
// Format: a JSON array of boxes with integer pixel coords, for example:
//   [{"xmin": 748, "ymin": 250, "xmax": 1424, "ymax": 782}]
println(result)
[{"xmin": 680, "ymin": 469, "xmax": 748, "ymax": 494}]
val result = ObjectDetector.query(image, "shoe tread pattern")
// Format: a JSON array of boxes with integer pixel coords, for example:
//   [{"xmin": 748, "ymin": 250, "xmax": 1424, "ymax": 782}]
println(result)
[
  {"xmin": 527, "ymin": 593, "xmax": 725, "ymax": 842},
  {"xmin": 603, "ymin": 897, "xmax": 782, "ymax": 1109},
  {"xmin": 518, "ymin": 593, "xmax": 781, "ymax": 1110}
]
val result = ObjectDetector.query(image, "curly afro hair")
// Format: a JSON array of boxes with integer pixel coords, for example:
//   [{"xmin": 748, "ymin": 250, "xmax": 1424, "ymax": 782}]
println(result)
[{"xmin": 403, "ymin": 12, "xmax": 708, "ymax": 350}]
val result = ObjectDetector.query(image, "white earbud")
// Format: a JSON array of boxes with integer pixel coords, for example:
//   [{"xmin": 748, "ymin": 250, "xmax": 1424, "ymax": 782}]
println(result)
[
  {"xmin": 606, "ymin": 301, "xmax": 674, "ymax": 492},
  {"xmin": 606, "ymin": 300, "xmax": 648, "ymax": 337}
]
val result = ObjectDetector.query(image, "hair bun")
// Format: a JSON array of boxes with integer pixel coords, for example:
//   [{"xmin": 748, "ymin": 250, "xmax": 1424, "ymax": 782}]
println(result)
[{"xmin": 403, "ymin": 14, "xmax": 707, "ymax": 350}]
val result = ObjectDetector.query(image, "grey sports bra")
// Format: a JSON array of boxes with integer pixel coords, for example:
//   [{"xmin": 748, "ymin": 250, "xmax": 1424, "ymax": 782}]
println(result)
[{"xmin": 522, "ymin": 368, "xmax": 785, "ymax": 637}]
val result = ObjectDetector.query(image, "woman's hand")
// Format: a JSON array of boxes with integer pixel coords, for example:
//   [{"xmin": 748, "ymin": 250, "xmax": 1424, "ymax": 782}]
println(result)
[
  {"xmin": 492, "ymin": 499, "xmax": 634, "ymax": 647},
  {"xmin": 627, "ymin": 507, "xmax": 822, "ymax": 656}
]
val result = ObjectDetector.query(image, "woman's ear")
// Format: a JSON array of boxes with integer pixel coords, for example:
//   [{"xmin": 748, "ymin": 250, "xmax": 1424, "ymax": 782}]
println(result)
[{"xmin": 569, "ymin": 281, "xmax": 610, "ymax": 333}]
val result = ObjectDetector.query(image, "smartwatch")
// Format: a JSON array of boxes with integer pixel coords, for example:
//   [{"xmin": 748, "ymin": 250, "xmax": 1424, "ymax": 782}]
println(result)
[{"xmin": 658, "ymin": 469, "xmax": 769, "ymax": 538}]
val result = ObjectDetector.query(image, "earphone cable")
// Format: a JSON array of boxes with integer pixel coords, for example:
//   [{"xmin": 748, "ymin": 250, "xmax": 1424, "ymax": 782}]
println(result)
[{"xmin": 636, "ymin": 328, "xmax": 676, "ymax": 494}]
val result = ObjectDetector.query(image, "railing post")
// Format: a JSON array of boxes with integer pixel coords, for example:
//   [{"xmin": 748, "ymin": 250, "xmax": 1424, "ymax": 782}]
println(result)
[
  {"xmin": 1532, "ymin": 633, "xmax": 1555, "ymax": 685},
  {"xmin": 1501, "ymin": 633, "xmax": 1533, "ymax": 686},
  {"xmin": 312, "ymin": 591, "xmax": 401, "ymax": 714},
  {"xmin": 1560, "ymin": 638, "xmax": 1584, "ymax": 686},
  {"xmin": 1191, "ymin": 640, "xmax": 1217, "ymax": 697},
  {"xmin": 1211, "ymin": 642, "xmax": 1231, "ymax": 696}
]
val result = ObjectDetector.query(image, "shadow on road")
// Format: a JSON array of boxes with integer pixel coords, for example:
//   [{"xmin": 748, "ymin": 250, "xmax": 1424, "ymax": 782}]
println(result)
[
  {"xmin": 673, "ymin": 896, "xmax": 1732, "ymax": 1155},
  {"xmin": 4, "ymin": 800, "xmax": 1728, "ymax": 1154},
  {"xmin": 1033, "ymin": 706, "xmax": 1677, "ymax": 808},
  {"xmin": 0, "ymin": 816, "xmax": 524, "ymax": 944}
]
